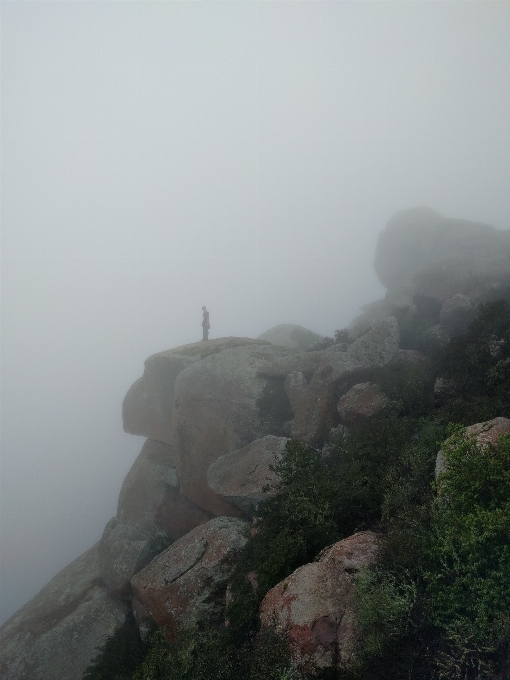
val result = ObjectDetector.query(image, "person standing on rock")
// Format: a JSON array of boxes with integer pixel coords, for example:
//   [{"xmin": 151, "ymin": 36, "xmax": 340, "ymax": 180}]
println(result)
[{"xmin": 202, "ymin": 306, "xmax": 210, "ymax": 341}]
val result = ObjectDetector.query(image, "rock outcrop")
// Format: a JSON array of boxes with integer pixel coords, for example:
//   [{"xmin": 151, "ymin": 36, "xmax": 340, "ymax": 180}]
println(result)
[
  {"xmin": 207, "ymin": 435, "xmax": 288, "ymax": 516},
  {"xmin": 0, "ymin": 545, "xmax": 128, "ymax": 680},
  {"xmin": 257, "ymin": 324, "xmax": 324, "ymax": 351},
  {"xmin": 259, "ymin": 531, "xmax": 382, "ymax": 675},
  {"xmin": 122, "ymin": 347, "xmax": 201, "ymax": 445},
  {"xmin": 131, "ymin": 517, "xmax": 250, "ymax": 641},
  {"xmin": 286, "ymin": 317, "xmax": 400, "ymax": 445},
  {"xmin": 117, "ymin": 438, "xmax": 212, "ymax": 541},
  {"xmin": 116, "ymin": 439, "xmax": 179, "ymax": 530},
  {"xmin": 172, "ymin": 341, "xmax": 304, "ymax": 516}
]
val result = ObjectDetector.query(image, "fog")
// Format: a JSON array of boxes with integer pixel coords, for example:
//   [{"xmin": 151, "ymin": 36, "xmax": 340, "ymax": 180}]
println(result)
[{"xmin": 1, "ymin": 1, "xmax": 510, "ymax": 625}]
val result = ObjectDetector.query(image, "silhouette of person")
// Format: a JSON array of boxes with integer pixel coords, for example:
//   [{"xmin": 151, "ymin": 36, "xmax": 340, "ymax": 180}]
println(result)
[{"xmin": 202, "ymin": 306, "xmax": 210, "ymax": 341}]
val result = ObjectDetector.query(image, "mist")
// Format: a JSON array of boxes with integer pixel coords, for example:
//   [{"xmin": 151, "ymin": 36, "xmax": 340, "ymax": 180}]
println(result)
[{"xmin": 1, "ymin": 1, "xmax": 510, "ymax": 625}]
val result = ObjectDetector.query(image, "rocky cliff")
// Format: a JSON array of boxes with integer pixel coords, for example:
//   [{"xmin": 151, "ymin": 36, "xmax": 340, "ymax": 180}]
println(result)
[{"xmin": 2, "ymin": 208, "xmax": 510, "ymax": 680}]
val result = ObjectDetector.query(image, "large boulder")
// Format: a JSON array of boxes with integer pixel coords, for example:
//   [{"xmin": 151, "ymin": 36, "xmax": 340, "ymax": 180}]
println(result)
[
  {"xmin": 172, "ymin": 342, "xmax": 309, "ymax": 516},
  {"xmin": 287, "ymin": 318, "xmax": 400, "ymax": 446},
  {"xmin": 337, "ymin": 383, "xmax": 388, "ymax": 427},
  {"xmin": 131, "ymin": 517, "xmax": 250, "ymax": 641},
  {"xmin": 122, "ymin": 338, "xmax": 262, "ymax": 445},
  {"xmin": 257, "ymin": 324, "xmax": 324, "ymax": 351},
  {"xmin": 207, "ymin": 436, "xmax": 288, "ymax": 516},
  {"xmin": 116, "ymin": 439, "xmax": 179, "ymax": 529},
  {"xmin": 436, "ymin": 417, "xmax": 510, "ymax": 478},
  {"xmin": 259, "ymin": 531, "xmax": 382, "ymax": 675},
  {"xmin": 123, "ymin": 337, "xmax": 319, "ymax": 519},
  {"xmin": 116, "ymin": 438, "xmax": 212, "ymax": 542},
  {"xmin": 99, "ymin": 439, "xmax": 213, "ymax": 598},
  {"xmin": 374, "ymin": 207, "xmax": 510, "ymax": 301},
  {"xmin": 0, "ymin": 545, "xmax": 128, "ymax": 680},
  {"xmin": 99, "ymin": 519, "xmax": 155, "ymax": 598}
]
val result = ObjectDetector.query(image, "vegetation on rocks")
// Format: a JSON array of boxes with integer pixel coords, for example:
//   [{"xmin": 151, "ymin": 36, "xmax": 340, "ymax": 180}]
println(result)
[{"xmin": 84, "ymin": 301, "xmax": 510, "ymax": 680}]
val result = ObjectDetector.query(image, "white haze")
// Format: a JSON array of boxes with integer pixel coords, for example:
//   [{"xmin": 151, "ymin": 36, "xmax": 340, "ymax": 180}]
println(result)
[{"xmin": 1, "ymin": 1, "xmax": 510, "ymax": 624}]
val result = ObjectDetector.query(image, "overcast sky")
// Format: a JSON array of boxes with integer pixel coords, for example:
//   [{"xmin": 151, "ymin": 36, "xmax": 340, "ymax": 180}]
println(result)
[{"xmin": 1, "ymin": 1, "xmax": 510, "ymax": 625}]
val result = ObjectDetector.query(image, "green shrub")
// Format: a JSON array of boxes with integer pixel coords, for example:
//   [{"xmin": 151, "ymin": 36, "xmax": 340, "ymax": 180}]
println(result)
[
  {"xmin": 83, "ymin": 614, "xmax": 149, "ymax": 680},
  {"xmin": 425, "ymin": 429, "xmax": 510, "ymax": 677},
  {"xmin": 227, "ymin": 417, "xmax": 418, "ymax": 636},
  {"xmin": 374, "ymin": 361, "xmax": 435, "ymax": 417},
  {"xmin": 129, "ymin": 624, "xmax": 300, "ymax": 680},
  {"xmin": 441, "ymin": 300, "xmax": 510, "ymax": 400},
  {"xmin": 354, "ymin": 568, "xmax": 417, "ymax": 658}
]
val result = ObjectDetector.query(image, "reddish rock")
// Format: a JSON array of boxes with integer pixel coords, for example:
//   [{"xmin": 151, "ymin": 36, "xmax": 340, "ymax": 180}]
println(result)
[
  {"xmin": 337, "ymin": 383, "xmax": 388, "ymax": 427},
  {"xmin": 207, "ymin": 436, "xmax": 287, "ymax": 516},
  {"xmin": 131, "ymin": 517, "xmax": 250, "ymax": 641},
  {"xmin": 259, "ymin": 531, "xmax": 382, "ymax": 674}
]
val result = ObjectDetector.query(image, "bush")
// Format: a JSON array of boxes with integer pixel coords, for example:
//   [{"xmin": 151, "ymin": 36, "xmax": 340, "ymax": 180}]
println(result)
[
  {"xmin": 354, "ymin": 568, "xmax": 417, "ymax": 659},
  {"xmin": 441, "ymin": 300, "xmax": 510, "ymax": 400},
  {"xmin": 425, "ymin": 428, "xmax": 510, "ymax": 678},
  {"xmin": 83, "ymin": 614, "xmax": 149, "ymax": 680},
  {"xmin": 129, "ymin": 625, "xmax": 300, "ymax": 680}
]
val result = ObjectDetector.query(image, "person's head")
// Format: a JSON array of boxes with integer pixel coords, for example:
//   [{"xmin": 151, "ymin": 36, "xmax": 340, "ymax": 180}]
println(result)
[{"xmin": 202, "ymin": 306, "xmax": 206, "ymax": 311}]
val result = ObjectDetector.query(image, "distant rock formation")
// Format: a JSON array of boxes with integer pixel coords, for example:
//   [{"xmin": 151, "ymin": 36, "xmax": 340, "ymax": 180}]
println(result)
[
  {"xmin": 257, "ymin": 324, "xmax": 324, "ymax": 350},
  {"xmin": 374, "ymin": 207, "xmax": 510, "ymax": 300},
  {"xmin": 350, "ymin": 208, "xmax": 510, "ymax": 347}
]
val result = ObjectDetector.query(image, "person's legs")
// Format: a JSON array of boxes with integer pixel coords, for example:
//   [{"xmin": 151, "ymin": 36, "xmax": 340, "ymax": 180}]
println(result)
[{"xmin": 203, "ymin": 327, "xmax": 208, "ymax": 340}]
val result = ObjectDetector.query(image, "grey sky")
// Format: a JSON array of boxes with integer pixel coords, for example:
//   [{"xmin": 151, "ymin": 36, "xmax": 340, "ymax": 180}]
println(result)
[{"xmin": 1, "ymin": 1, "xmax": 510, "ymax": 624}]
